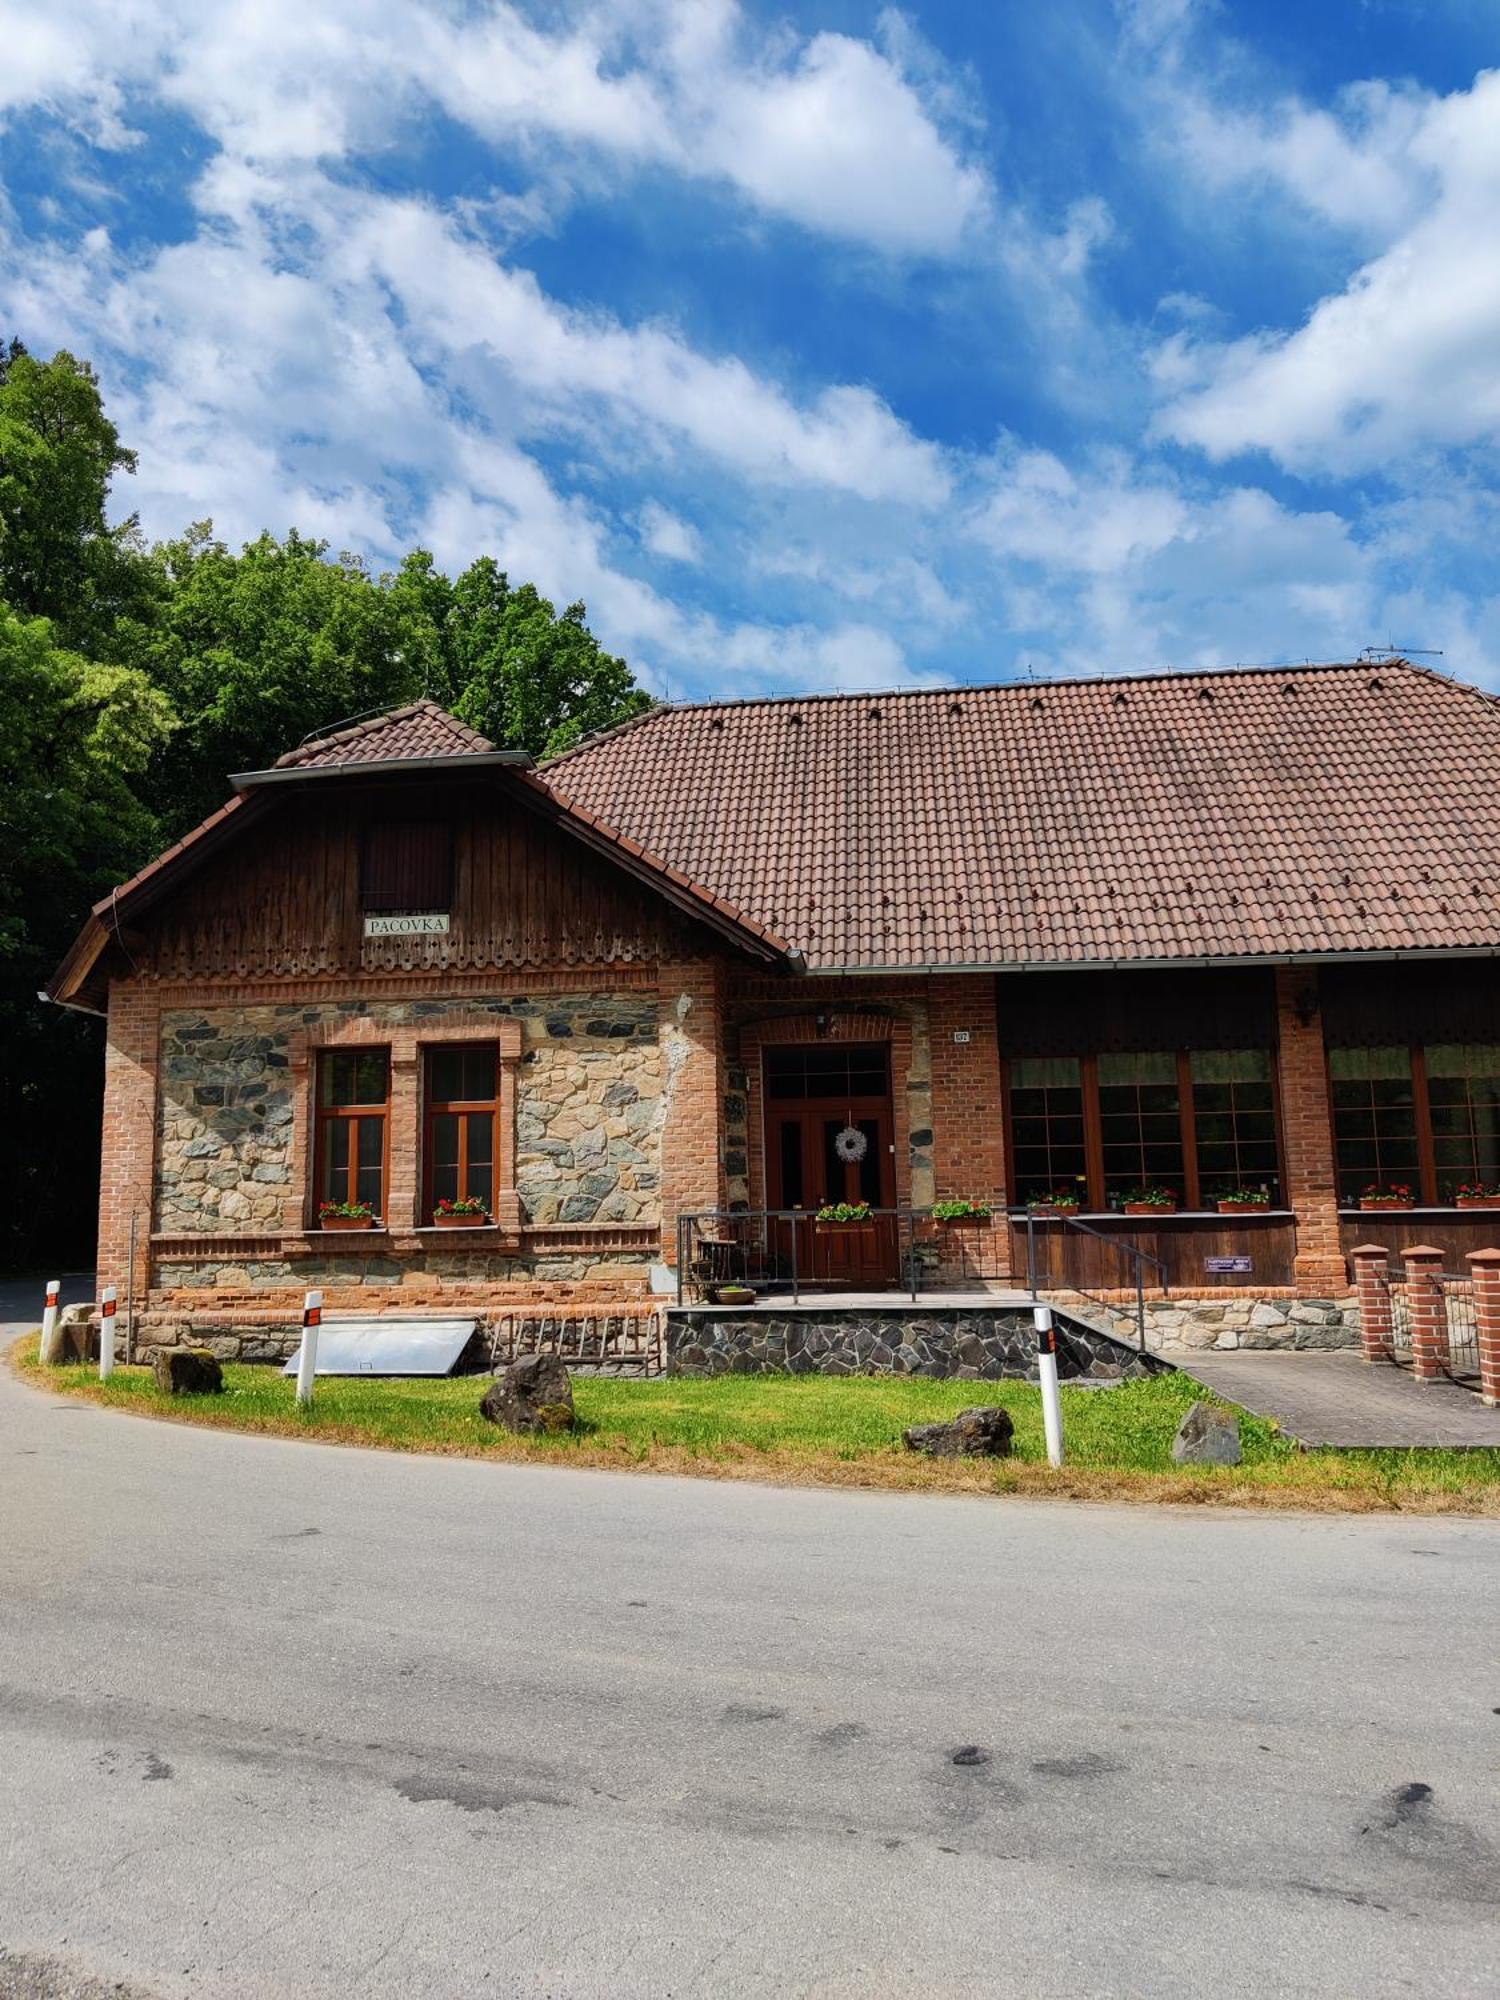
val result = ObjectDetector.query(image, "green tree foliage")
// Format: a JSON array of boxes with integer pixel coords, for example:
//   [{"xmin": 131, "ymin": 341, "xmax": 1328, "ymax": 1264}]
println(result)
[
  {"xmin": 132, "ymin": 536, "xmax": 652, "ymax": 834},
  {"xmin": 0, "ymin": 344, "xmax": 155, "ymax": 651},
  {"xmin": 0, "ymin": 607, "xmax": 174, "ymax": 1267},
  {"xmin": 389, "ymin": 551, "xmax": 653, "ymax": 760},
  {"xmin": 125, "ymin": 526, "xmax": 416, "ymax": 830}
]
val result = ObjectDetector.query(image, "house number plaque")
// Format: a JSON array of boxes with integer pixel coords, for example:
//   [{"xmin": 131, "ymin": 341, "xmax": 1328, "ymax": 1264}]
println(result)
[{"xmin": 364, "ymin": 912, "xmax": 451, "ymax": 938}]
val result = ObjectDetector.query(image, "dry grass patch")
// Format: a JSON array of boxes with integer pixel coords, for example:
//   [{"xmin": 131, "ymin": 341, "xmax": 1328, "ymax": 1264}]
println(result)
[{"xmin": 11, "ymin": 1336, "xmax": 1500, "ymax": 1514}]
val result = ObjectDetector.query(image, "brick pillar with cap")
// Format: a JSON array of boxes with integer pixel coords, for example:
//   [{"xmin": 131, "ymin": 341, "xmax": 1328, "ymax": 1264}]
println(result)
[
  {"xmin": 1466, "ymin": 1249, "xmax": 1500, "ymax": 1407},
  {"xmin": 1401, "ymin": 1245, "xmax": 1450, "ymax": 1382},
  {"xmin": 1351, "ymin": 1245, "xmax": 1393, "ymax": 1364},
  {"xmin": 1274, "ymin": 969, "xmax": 1346, "ymax": 1297}
]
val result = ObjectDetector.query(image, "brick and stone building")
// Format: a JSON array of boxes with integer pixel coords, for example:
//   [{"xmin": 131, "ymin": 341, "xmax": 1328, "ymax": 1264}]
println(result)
[{"xmin": 48, "ymin": 661, "xmax": 1500, "ymax": 1361}]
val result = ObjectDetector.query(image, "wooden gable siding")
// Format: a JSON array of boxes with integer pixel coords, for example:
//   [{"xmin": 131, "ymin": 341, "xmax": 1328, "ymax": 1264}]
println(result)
[{"xmin": 131, "ymin": 781, "xmax": 704, "ymax": 982}]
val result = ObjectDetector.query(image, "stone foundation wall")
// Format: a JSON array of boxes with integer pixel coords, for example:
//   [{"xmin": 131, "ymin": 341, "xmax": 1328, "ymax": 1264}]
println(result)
[
  {"xmin": 667, "ymin": 1305, "xmax": 1166, "ymax": 1380},
  {"xmin": 151, "ymin": 1245, "xmax": 657, "ymax": 1296},
  {"xmin": 1105, "ymin": 1294, "xmax": 1359, "ymax": 1353}
]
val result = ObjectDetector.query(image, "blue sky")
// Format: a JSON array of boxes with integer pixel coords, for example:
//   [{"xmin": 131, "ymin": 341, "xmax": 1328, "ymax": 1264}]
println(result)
[{"xmin": 2, "ymin": 0, "xmax": 1498, "ymax": 696}]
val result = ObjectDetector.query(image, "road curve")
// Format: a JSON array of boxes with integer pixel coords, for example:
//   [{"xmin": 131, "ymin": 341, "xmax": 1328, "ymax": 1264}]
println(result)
[{"xmin": 2, "ymin": 1354, "xmax": 1498, "ymax": 1998}]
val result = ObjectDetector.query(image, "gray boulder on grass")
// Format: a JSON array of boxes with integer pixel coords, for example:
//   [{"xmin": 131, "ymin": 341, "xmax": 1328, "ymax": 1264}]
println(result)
[
  {"xmin": 903, "ymin": 1407, "xmax": 1015, "ymax": 1458},
  {"xmin": 1171, "ymin": 1400, "xmax": 1242, "ymax": 1466},
  {"xmin": 153, "ymin": 1347, "xmax": 224, "ymax": 1396},
  {"xmin": 481, "ymin": 1354, "xmax": 575, "ymax": 1434}
]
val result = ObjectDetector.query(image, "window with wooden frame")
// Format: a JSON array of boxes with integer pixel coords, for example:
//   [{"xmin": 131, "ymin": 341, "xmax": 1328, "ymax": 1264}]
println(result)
[
  {"xmin": 423, "ymin": 1043, "xmax": 499, "ymax": 1221},
  {"xmin": 1189, "ymin": 1049, "xmax": 1280, "ymax": 1195},
  {"xmin": 1004, "ymin": 1048, "xmax": 1283, "ymax": 1210},
  {"xmin": 1330, "ymin": 1042, "xmax": 1500, "ymax": 1204},
  {"xmin": 315, "ymin": 1049, "xmax": 391, "ymax": 1218},
  {"xmin": 360, "ymin": 821, "xmax": 452, "ymax": 914},
  {"xmin": 1097, "ymin": 1052, "xmax": 1184, "ymax": 1200},
  {"xmin": 1007, "ymin": 1056, "xmax": 1089, "ymax": 1204}
]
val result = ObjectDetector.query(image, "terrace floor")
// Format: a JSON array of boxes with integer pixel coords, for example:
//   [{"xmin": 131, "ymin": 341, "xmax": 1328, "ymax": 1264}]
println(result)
[
  {"xmin": 671, "ymin": 1289, "xmax": 1037, "ymax": 1312},
  {"xmin": 1177, "ymin": 1349, "xmax": 1500, "ymax": 1448}
]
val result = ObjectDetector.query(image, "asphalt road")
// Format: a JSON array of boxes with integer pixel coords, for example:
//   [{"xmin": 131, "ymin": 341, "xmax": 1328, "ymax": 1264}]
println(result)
[{"xmin": 2, "ymin": 1312, "xmax": 1498, "ymax": 1997}]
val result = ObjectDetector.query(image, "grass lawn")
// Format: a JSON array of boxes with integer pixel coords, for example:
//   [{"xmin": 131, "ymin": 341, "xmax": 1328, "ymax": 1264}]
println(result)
[{"xmin": 12, "ymin": 1336, "xmax": 1500, "ymax": 1513}]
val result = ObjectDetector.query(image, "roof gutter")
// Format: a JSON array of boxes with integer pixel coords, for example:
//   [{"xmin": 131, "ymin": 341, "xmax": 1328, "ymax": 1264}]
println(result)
[
  {"xmin": 797, "ymin": 946, "xmax": 1500, "ymax": 976},
  {"xmin": 230, "ymin": 750, "xmax": 532, "ymax": 790}
]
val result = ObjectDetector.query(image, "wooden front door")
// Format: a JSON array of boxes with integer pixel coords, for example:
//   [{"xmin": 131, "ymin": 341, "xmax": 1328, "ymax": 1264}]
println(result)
[{"xmin": 763, "ymin": 1044, "xmax": 898, "ymax": 1288}]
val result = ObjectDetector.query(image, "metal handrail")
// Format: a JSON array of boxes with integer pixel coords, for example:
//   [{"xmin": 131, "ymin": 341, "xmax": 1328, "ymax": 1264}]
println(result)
[
  {"xmin": 1024, "ymin": 1209, "xmax": 1168, "ymax": 1355},
  {"xmin": 676, "ymin": 1206, "xmax": 932, "ymax": 1307}
]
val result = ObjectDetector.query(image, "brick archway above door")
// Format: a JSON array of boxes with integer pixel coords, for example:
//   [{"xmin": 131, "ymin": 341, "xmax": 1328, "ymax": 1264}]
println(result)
[
  {"xmin": 740, "ymin": 1011, "xmax": 913, "ymax": 1216},
  {"xmin": 739, "ymin": 1011, "xmax": 896, "ymax": 1048}
]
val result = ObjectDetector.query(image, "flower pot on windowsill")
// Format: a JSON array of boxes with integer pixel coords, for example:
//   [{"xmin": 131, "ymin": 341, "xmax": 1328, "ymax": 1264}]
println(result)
[
  {"xmin": 1359, "ymin": 1198, "xmax": 1415, "ymax": 1211},
  {"xmin": 1026, "ymin": 1204, "xmax": 1079, "ymax": 1219},
  {"xmin": 1123, "ymin": 1203, "xmax": 1177, "ymax": 1217},
  {"xmin": 320, "ymin": 1213, "xmax": 375, "ymax": 1232},
  {"xmin": 434, "ymin": 1211, "xmax": 489, "ymax": 1228},
  {"xmin": 1454, "ymin": 1197, "xmax": 1500, "ymax": 1210},
  {"xmin": 1217, "ymin": 1199, "xmax": 1272, "ymax": 1214}
]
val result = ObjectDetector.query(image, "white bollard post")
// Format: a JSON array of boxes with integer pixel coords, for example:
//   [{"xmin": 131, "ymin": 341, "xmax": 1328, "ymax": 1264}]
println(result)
[
  {"xmin": 1034, "ymin": 1303, "xmax": 1065, "ymax": 1468},
  {"xmin": 99, "ymin": 1287, "xmax": 118, "ymax": 1381},
  {"xmin": 39, "ymin": 1279, "xmax": 61, "ymax": 1364},
  {"xmin": 295, "ymin": 1290, "xmax": 323, "ymax": 1406}
]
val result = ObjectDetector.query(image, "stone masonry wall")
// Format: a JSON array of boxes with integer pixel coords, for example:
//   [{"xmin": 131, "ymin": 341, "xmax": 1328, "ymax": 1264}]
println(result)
[
  {"xmin": 667, "ymin": 1304, "xmax": 1166, "ymax": 1380},
  {"xmin": 156, "ymin": 994, "xmax": 661, "ymax": 1236},
  {"xmin": 1099, "ymin": 1293, "xmax": 1359, "ymax": 1353}
]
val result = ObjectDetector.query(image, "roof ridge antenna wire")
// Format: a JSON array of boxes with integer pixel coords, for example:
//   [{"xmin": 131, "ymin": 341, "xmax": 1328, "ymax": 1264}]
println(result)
[
  {"xmin": 1359, "ymin": 642, "xmax": 1444, "ymax": 663},
  {"xmin": 295, "ymin": 699, "xmax": 423, "ymax": 748}
]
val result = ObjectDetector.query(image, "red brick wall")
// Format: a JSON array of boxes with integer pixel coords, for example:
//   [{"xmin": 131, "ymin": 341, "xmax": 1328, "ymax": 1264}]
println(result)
[
  {"xmin": 1275, "ymin": 967, "xmax": 1347, "ymax": 1296},
  {"xmin": 98, "ymin": 980, "xmax": 160, "ymax": 1313},
  {"xmin": 657, "ymin": 958, "xmax": 727, "ymax": 1258},
  {"xmin": 928, "ymin": 976, "xmax": 1007, "ymax": 1204}
]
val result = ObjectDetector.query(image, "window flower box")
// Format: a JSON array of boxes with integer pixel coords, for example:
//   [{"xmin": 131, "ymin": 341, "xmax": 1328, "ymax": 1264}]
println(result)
[
  {"xmin": 1122, "ymin": 1187, "xmax": 1177, "ymax": 1217},
  {"xmin": 1217, "ymin": 1190, "xmax": 1273, "ymax": 1214},
  {"xmin": 1454, "ymin": 1185, "xmax": 1500, "ymax": 1209},
  {"xmin": 1360, "ymin": 1184, "xmax": 1414, "ymax": 1211},
  {"xmin": 815, "ymin": 1202, "xmax": 873, "ymax": 1229},
  {"xmin": 319, "ymin": 1204, "xmax": 376, "ymax": 1232},
  {"xmin": 932, "ymin": 1200, "xmax": 992, "ymax": 1226},
  {"xmin": 1025, "ymin": 1191, "xmax": 1081, "ymax": 1219},
  {"xmin": 433, "ymin": 1198, "xmax": 489, "ymax": 1227}
]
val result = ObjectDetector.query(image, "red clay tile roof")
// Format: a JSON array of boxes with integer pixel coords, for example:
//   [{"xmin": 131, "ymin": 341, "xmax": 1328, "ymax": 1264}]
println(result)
[
  {"xmin": 540, "ymin": 662, "xmax": 1500, "ymax": 970},
  {"xmin": 275, "ymin": 699, "xmax": 495, "ymax": 768}
]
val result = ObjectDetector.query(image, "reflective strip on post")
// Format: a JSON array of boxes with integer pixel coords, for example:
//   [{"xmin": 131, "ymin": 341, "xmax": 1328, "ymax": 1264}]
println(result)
[
  {"xmin": 39, "ymin": 1279, "xmax": 61, "ymax": 1365},
  {"xmin": 1033, "ymin": 1302, "xmax": 1065, "ymax": 1468},
  {"xmin": 99, "ymin": 1286, "xmax": 118, "ymax": 1381},
  {"xmin": 295, "ymin": 1290, "xmax": 324, "ymax": 1406}
]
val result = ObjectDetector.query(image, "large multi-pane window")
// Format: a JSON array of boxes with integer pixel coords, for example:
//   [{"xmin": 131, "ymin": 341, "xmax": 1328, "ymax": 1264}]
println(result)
[
  {"xmin": 1329, "ymin": 1047, "xmax": 1419, "ymax": 1204},
  {"xmin": 1007, "ymin": 1057, "xmax": 1088, "ymax": 1202},
  {"xmin": 1097, "ymin": 1052, "xmax": 1184, "ymax": 1199},
  {"xmin": 1005, "ymin": 1048, "xmax": 1282, "ymax": 1209},
  {"xmin": 315, "ymin": 1049, "xmax": 390, "ymax": 1217},
  {"xmin": 1191, "ymin": 1049, "xmax": 1280, "ymax": 1192},
  {"xmin": 1330, "ymin": 1043, "xmax": 1500, "ymax": 1204},
  {"xmin": 424, "ymin": 1044, "xmax": 499, "ymax": 1219},
  {"xmin": 1428, "ymin": 1045, "xmax": 1500, "ymax": 1191}
]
